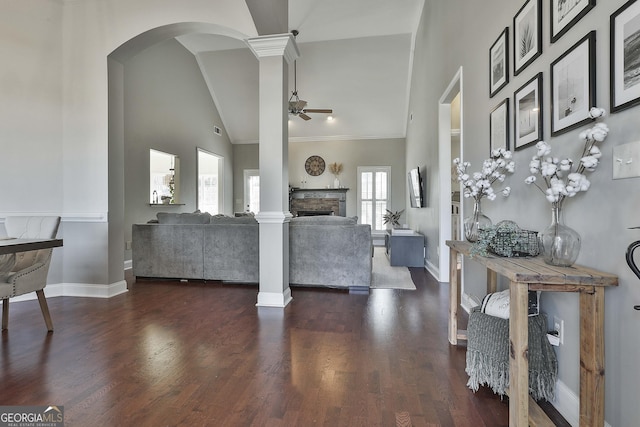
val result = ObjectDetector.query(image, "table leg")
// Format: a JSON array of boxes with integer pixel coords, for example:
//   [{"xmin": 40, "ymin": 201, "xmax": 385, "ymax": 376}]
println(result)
[
  {"xmin": 449, "ymin": 247, "xmax": 459, "ymax": 345},
  {"xmin": 509, "ymin": 280, "xmax": 529, "ymax": 427},
  {"xmin": 580, "ymin": 286, "xmax": 605, "ymax": 427},
  {"xmin": 2, "ymin": 298, "xmax": 8, "ymax": 330},
  {"xmin": 487, "ymin": 269, "xmax": 498, "ymax": 294}
]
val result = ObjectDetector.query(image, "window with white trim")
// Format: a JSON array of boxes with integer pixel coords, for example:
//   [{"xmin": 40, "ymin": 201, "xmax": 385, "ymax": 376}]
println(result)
[{"xmin": 357, "ymin": 166, "xmax": 391, "ymax": 232}]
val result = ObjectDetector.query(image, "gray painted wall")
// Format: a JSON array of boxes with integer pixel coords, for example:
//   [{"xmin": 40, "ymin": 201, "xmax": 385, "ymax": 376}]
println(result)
[
  {"xmin": 407, "ymin": 0, "xmax": 640, "ymax": 425},
  {"xmin": 290, "ymin": 138, "xmax": 407, "ymax": 221},
  {"xmin": 0, "ymin": 1, "xmax": 65, "ymax": 284},
  {"xmin": 123, "ymin": 39, "xmax": 234, "ymax": 260},
  {"xmin": 232, "ymin": 138, "xmax": 406, "ymax": 222}
]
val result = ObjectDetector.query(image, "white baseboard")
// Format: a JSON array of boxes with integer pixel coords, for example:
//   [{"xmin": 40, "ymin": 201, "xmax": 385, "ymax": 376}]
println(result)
[
  {"xmin": 425, "ymin": 259, "xmax": 439, "ymax": 280},
  {"xmin": 256, "ymin": 289, "xmax": 293, "ymax": 308},
  {"xmin": 554, "ymin": 380, "xmax": 579, "ymax": 427},
  {"xmin": 9, "ymin": 281, "xmax": 128, "ymax": 302},
  {"xmin": 552, "ymin": 379, "xmax": 611, "ymax": 427}
]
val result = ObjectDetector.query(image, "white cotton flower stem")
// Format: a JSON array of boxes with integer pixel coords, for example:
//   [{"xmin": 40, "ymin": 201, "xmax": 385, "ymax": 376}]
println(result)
[
  {"xmin": 576, "ymin": 137, "xmax": 596, "ymax": 176},
  {"xmin": 531, "ymin": 180, "xmax": 548, "ymax": 196}
]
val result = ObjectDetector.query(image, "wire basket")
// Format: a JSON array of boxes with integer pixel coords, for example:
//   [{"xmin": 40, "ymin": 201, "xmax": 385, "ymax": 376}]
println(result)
[{"xmin": 489, "ymin": 230, "xmax": 539, "ymax": 257}]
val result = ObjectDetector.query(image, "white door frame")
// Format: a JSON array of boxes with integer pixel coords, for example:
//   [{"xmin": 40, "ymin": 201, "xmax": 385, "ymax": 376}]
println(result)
[
  {"xmin": 243, "ymin": 168, "xmax": 260, "ymax": 213},
  {"xmin": 437, "ymin": 67, "xmax": 463, "ymax": 283}
]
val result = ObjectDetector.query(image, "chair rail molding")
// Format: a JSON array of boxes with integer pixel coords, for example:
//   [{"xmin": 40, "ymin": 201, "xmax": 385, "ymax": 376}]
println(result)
[{"xmin": 0, "ymin": 212, "xmax": 108, "ymax": 223}]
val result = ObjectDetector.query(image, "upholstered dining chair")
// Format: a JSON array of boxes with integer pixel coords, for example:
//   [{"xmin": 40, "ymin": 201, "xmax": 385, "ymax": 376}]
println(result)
[{"xmin": 0, "ymin": 216, "xmax": 61, "ymax": 332}]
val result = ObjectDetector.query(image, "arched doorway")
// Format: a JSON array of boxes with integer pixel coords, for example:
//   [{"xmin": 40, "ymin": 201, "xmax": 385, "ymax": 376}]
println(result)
[{"xmin": 107, "ymin": 23, "xmax": 250, "ymax": 285}]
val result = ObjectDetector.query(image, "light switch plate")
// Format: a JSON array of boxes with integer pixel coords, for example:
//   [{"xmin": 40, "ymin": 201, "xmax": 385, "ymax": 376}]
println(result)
[{"xmin": 613, "ymin": 140, "xmax": 640, "ymax": 179}]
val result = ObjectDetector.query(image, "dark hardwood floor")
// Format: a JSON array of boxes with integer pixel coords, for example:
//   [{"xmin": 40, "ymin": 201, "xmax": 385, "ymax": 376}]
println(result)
[{"xmin": 0, "ymin": 267, "xmax": 569, "ymax": 426}]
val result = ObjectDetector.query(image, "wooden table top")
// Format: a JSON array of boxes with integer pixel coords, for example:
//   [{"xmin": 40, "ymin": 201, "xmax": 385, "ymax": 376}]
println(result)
[
  {"xmin": 446, "ymin": 240, "xmax": 618, "ymax": 287},
  {"xmin": 0, "ymin": 238, "xmax": 63, "ymax": 255}
]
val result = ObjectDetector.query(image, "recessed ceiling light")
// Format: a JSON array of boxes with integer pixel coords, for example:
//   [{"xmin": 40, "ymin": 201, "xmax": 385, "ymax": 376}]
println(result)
[{"xmin": 327, "ymin": 115, "xmax": 334, "ymax": 121}]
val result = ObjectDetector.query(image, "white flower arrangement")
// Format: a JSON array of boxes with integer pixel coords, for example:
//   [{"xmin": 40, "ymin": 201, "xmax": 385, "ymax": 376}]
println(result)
[
  {"xmin": 453, "ymin": 148, "xmax": 515, "ymax": 202},
  {"xmin": 525, "ymin": 107, "xmax": 608, "ymax": 205}
]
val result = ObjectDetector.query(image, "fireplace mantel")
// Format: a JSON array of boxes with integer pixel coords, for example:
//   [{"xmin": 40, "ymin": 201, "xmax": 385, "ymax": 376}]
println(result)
[{"xmin": 290, "ymin": 188, "xmax": 349, "ymax": 217}]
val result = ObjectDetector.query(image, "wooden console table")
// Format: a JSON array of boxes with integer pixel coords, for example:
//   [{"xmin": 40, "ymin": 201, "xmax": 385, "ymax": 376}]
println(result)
[{"xmin": 446, "ymin": 240, "xmax": 618, "ymax": 427}]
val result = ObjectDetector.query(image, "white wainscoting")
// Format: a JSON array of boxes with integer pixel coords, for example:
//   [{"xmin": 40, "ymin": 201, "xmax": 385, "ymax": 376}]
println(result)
[{"xmin": 1, "ymin": 212, "xmax": 129, "ymax": 299}]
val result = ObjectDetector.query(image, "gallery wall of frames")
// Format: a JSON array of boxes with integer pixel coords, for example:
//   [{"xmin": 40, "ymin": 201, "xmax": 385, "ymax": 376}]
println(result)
[{"xmin": 487, "ymin": 0, "xmax": 640, "ymax": 154}]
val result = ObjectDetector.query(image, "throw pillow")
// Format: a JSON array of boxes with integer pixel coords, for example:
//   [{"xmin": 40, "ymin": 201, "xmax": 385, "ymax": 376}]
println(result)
[
  {"xmin": 210, "ymin": 215, "xmax": 257, "ymax": 224},
  {"xmin": 480, "ymin": 289, "xmax": 541, "ymax": 319},
  {"xmin": 157, "ymin": 212, "xmax": 212, "ymax": 224}
]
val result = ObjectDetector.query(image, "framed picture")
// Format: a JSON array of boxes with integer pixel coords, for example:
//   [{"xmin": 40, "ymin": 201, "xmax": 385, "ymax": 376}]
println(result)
[
  {"xmin": 514, "ymin": 72, "xmax": 543, "ymax": 150},
  {"xmin": 490, "ymin": 99, "xmax": 510, "ymax": 152},
  {"xmin": 550, "ymin": 0, "xmax": 596, "ymax": 43},
  {"xmin": 514, "ymin": 0, "xmax": 543, "ymax": 76},
  {"xmin": 490, "ymin": 28, "xmax": 510, "ymax": 97},
  {"xmin": 610, "ymin": 0, "xmax": 640, "ymax": 113},
  {"xmin": 550, "ymin": 31, "xmax": 596, "ymax": 135}
]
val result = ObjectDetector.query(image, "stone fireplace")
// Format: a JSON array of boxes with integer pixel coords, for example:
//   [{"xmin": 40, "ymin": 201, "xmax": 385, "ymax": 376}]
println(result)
[{"xmin": 290, "ymin": 188, "xmax": 348, "ymax": 217}]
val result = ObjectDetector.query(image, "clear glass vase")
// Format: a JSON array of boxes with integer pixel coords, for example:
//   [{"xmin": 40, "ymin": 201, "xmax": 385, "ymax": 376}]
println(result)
[
  {"xmin": 464, "ymin": 199, "xmax": 492, "ymax": 242},
  {"xmin": 539, "ymin": 202, "xmax": 581, "ymax": 266}
]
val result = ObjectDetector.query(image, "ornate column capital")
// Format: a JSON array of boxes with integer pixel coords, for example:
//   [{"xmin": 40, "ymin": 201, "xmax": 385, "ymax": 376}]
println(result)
[{"xmin": 247, "ymin": 33, "xmax": 299, "ymax": 64}]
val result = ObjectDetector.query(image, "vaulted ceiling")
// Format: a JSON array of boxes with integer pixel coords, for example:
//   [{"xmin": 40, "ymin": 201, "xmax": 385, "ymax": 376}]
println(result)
[{"xmin": 176, "ymin": 0, "xmax": 425, "ymax": 144}]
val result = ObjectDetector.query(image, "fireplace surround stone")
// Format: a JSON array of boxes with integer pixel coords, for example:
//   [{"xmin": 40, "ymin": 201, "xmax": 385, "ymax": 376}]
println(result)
[{"xmin": 290, "ymin": 188, "xmax": 348, "ymax": 217}]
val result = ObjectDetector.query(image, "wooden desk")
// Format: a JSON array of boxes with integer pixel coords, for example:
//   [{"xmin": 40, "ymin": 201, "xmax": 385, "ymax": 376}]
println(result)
[
  {"xmin": 0, "ymin": 238, "xmax": 63, "ymax": 255},
  {"xmin": 446, "ymin": 240, "xmax": 618, "ymax": 427}
]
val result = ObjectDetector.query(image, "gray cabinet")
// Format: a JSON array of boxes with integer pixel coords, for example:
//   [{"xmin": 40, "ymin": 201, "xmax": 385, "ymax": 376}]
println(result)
[{"xmin": 384, "ymin": 230, "xmax": 425, "ymax": 267}]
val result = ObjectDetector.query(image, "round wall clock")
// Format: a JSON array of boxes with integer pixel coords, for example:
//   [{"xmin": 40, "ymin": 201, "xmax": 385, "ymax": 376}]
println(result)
[{"xmin": 304, "ymin": 155, "xmax": 325, "ymax": 176}]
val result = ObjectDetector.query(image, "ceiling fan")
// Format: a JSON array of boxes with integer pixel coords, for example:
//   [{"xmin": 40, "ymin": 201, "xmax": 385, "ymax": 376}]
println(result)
[{"xmin": 288, "ymin": 30, "xmax": 333, "ymax": 121}]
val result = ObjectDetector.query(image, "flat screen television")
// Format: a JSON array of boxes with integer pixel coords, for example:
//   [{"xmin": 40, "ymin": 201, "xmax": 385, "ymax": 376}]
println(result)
[{"xmin": 408, "ymin": 167, "xmax": 425, "ymax": 208}]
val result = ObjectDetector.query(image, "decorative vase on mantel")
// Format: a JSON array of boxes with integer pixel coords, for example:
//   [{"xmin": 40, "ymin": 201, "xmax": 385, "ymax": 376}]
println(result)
[
  {"xmin": 333, "ymin": 177, "xmax": 340, "ymax": 188},
  {"xmin": 464, "ymin": 199, "xmax": 492, "ymax": 242},
  {"xmin": 539, "ymin": 202, "xmax": 581, "ymax": 267}
]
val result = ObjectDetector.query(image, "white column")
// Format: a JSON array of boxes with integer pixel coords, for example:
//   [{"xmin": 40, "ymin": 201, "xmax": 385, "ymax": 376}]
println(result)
[{"xmin": 247, "ymin": 34, "xmax": 298, "ymax": 308}]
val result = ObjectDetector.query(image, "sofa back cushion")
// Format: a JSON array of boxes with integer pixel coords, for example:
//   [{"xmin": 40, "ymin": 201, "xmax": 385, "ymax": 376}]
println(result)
[
  {"xmin": 290, "ymin": 216, "xmax": 357, "ymax": 226},
  {"xmin": 210, "ymin": 215, "xmax": 258, "ymax": 224},
  {"xmin": 156, "ymin": 212, "xmax": 212, "ymax": 224}
]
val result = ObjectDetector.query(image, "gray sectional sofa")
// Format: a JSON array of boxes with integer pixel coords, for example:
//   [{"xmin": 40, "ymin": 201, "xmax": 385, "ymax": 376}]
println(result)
[{"xmin": 132, "ymin": 212, "xmax": 372, "ymax": 291}]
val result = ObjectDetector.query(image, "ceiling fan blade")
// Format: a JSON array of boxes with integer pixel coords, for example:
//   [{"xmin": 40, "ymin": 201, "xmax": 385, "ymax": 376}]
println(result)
[
  {"xmin": 299, "ymin": 113, "xmax": 312, "ymax": 121},
  {"xmin": 303, "ymin": 109, "xmax": 333, "ymax": 114}
]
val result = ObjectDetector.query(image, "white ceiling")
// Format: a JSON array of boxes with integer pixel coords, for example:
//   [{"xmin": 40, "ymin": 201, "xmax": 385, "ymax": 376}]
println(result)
[{"xmin": 177, "ymin": 0, "xmax": 424, "ymax": 144}]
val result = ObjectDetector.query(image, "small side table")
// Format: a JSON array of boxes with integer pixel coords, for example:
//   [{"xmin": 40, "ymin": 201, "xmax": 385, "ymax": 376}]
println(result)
[
  {"xmin": 384, "ymin": 230, "xmax": 425, "ymax": 267},
  {"xmin": 446, "ymin": 240, "xmax": 618, "ymax": 427}
]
